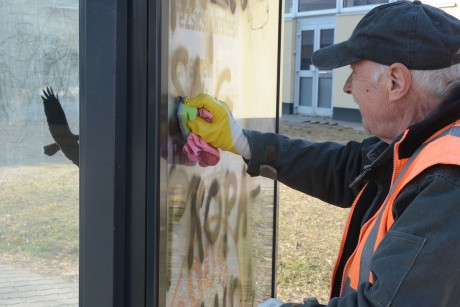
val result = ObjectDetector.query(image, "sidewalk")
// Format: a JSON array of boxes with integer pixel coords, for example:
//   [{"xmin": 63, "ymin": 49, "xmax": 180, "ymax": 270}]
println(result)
[
  {"xmin": 281, "ymin": 113, "xmax": 363, "ymax": 130},
  {"xmin": 0, "ymin": 264, "xmax": 78, "ymax": 306}
]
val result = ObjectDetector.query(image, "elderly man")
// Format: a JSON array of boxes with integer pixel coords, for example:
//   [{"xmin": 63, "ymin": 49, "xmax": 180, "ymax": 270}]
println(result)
[{"xmin": 183, "ymin": 1, "xmax": 460, "ymax": 306}]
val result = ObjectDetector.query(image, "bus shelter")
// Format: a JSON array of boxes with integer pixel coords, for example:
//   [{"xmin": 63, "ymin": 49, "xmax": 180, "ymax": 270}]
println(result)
[{"xmin": 0, "ymin": 1, "xmax": 282, "ymax": 306}]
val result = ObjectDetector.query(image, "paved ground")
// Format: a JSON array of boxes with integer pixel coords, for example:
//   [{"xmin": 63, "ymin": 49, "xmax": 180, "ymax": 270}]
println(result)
[
  {"xmin": 0, "ymin": 265, "xmax": 78, "ymax": 306},
  {"xmin": 281, "ymin": 114, "xmax": 363, "ymax": 130}
]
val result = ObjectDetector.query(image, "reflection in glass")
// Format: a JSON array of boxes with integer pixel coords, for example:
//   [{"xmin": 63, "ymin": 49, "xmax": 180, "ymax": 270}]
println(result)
[
  {"xmin": 298, "ymin": 0, "xmax": 336, "ymax": 12},
  {"xmin": 0, "ymin": 0, "xmax": 79, "ymax": 305},
  {"xmin": 300, "ymin": 30, "xmax": 314, "ymax": 70},
  {"xmin": 300, "ymin": 77, "xmax": 313, "ymax": 107}
]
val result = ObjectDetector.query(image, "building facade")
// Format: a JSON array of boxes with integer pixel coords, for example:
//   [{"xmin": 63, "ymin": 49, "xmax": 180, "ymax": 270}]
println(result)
[{"xmin": 282, "ymin": 0, "xmax": 460, "ymax": 122}]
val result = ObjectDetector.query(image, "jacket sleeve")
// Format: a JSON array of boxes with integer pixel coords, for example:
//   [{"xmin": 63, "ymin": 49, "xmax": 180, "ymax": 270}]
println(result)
[
  {"xmin": 286, "ymin": 165, "xmax": 460, "ymax": 306},
  {"xmin": 243, "ymin": 129, "xmax": 377, "ymax": 208}
]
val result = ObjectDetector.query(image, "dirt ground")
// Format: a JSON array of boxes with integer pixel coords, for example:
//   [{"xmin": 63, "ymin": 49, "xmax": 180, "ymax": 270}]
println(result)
[{"xmin": 276, "ymin": 118, "xmax": 371, "ymax": 304}]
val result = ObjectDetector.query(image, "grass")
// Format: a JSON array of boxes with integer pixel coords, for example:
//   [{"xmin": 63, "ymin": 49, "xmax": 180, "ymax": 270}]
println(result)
[
  {"xmin": 0, "ymin": 119, "xmax": 372, "ymax": 304},
  {"xmin": 0, "ymin": 163, "xmax": 79, "ymax": 278},
  {"xmin": 276, "ymin": 120, "xmax": 371, "ymax": 304}
]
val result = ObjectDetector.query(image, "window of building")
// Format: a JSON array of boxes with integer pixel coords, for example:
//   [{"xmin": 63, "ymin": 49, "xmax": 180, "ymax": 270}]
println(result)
[
  {"xmin": 343, "ymin": 0, "xmax": 389, "ymax": 8},
  {"xmin": 288, "ymin": 0, "xmax": 395, "ymax": 14},
  {"xmin": 298, "ymin": 0, "xmax": 336, "ymax": 12},
  {"xmin": 300, "ymin": 30, "xmax": 314, "ymax": 70},
  {"xmin": 286, "ymin": 0, "xmax": 293, "ymax": 14}
]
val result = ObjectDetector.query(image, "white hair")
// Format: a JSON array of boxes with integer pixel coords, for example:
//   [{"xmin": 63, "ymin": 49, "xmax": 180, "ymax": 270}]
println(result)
[
  {"xmin": 411, "ymin": 64, "xmax": 460, "ymax": 98},
  {"xmin": 372, "ymin": 63, "xmax": 460, "ymax": 99},
  {"xmin": 371, "ymin": 64, "xmax": 389, "ymax": 82}
]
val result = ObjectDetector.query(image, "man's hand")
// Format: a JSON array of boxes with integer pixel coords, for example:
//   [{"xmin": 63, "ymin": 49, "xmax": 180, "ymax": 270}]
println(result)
[{"xmin": 183, "ymin": 93, "xmax": 250, "ymax": 159}]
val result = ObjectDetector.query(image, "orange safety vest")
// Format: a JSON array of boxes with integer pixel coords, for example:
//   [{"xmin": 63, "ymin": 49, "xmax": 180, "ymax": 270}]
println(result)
[{"xmin": 332, "ymin": 120, "xmax": 460, "ymax": 297}]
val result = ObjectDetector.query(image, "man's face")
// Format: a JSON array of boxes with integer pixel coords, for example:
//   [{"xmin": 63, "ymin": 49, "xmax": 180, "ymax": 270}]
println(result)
[{"xmin": 343, "ymin": 60, "xmax": 393, "ymax": 142}]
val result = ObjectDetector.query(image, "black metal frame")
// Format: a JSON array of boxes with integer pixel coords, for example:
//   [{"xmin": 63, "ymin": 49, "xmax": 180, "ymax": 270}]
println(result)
[
  {"xmin": 273, "ymin": 2, "xmax": 284, "ymax": 297},
  {"xmin": 79, "ymin": 0, "xmax": 128, "ymax": 305},
  {"xmin": 146, "ymin": 1, "xmax": 169, "ymax": 306},
  {"xmin": 80, "ymin": 0, "xmax": 149, "ymax": 305}
]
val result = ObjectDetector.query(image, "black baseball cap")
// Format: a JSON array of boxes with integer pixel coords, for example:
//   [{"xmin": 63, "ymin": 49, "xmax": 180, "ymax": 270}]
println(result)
[{"xmin": 312, "ymin": 0, "xmax": 460, "ymax": 70}]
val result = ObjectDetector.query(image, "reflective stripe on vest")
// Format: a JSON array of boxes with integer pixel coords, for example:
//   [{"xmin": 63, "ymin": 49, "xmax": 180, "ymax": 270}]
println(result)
[{"xmin": 337, "ymin": 121, "xmax": 460, "ymax": 297}]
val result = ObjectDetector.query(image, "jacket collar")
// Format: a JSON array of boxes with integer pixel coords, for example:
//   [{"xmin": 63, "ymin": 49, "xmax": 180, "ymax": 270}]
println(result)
[{"xmin": 398, "ymin": 87, "xmax": 460, "ymax": 159}]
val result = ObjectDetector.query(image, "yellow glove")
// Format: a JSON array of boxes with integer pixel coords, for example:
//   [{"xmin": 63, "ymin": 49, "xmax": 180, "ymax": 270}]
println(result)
[{"xmin": 183, "ymin": 93, "xmax": 251, "ymax": 159}]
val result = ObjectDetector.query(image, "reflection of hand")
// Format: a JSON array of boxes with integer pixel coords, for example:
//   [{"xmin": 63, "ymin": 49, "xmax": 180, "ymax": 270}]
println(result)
[{"xmin": 183, "ymin": 93, "xmax": 250, "ymax": 159}]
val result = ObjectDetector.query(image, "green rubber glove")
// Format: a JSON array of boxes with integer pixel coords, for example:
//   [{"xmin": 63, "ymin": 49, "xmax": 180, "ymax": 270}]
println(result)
[{"xmin": 183, "ymin": 93, "xmax": 251, "ymax": 159}]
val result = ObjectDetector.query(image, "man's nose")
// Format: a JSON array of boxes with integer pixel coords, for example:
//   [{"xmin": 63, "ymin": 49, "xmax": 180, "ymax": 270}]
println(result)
[{"xmin": 343, "ymin": 75, "xmax": 352, "ymax": 94}]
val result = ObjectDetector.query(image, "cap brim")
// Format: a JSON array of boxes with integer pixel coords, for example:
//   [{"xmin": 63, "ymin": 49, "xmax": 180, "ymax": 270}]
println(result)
[{"xmin": 312, "ymin": 40, "xmax": 361, "ymax": 70}]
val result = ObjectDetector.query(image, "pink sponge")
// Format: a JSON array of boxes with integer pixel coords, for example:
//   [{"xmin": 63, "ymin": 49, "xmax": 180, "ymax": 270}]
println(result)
[
  {"xmin": 183, "ymin": 133, "xmax": 220, "ymax": 167},
  {"xmin": 177, "ymin": 99, "xmax": 220, "ymax": 167}
]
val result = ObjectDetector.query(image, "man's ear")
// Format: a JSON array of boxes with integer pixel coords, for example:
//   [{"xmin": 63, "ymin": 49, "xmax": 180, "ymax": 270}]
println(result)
[{"xmin": 387, "ymin": 63, "xmax": 411, "ymax": 101}]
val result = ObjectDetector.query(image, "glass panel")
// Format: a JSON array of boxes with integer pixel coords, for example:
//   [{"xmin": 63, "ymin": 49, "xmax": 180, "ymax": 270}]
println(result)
[
  {"xmin": 343, "ymin": 0, "xmax": 389, "ymax": 8},
  {"xmin": 164, "ymin": 1, "xmax": 279, "ymax": 306},
  {"xmin": 320, "ymin": 29, "xmax": 334, "ymax": 50},
  {"xmin": 300, "ymin": 77, "xmax": 313, "ymax": 107},
  {"xmin": 0, "ymin": 0, "xmax": 79, "ymax": 305},
  {"xmin": 300, "ymin": 30, "xmax": 314, "ymax": 70},
  {"xmin": 298, "ymin": 0, "xmax": 336, "ymax": 12},
  {"xmin": 286, "ymin": 0, "xmax": 293, "ymax": 14},
  {"xmin": 318, "ymin": 77, "xmax": 332, "ymax": 108}
]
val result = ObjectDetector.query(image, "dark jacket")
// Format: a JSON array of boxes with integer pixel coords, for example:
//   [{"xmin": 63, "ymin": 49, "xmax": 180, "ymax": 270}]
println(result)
[{"xmin": 245, "ymin": 89, "xmax": 460, "ymax": 306}]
